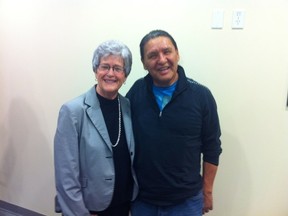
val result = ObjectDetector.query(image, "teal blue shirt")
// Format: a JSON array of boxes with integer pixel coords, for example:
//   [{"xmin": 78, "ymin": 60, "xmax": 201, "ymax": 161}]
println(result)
[{"xmin": 152, "ymin": 81, "xmax": 177, "ymax": 111}]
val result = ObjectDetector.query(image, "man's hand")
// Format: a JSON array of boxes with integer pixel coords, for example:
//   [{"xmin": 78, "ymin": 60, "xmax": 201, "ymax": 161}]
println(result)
[
  {"xmin": 202, "ymin": 162, "xmax": 218, "ymax": 215},
  {"xmin": 202, "ymin": 191, "xmax": 213, "ymax": 214}
]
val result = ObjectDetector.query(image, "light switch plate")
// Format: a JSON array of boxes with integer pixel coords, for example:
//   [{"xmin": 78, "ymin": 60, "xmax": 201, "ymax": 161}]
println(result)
[{"xmin": 211, "ymin": 9, "xmax": 224, "ymax": 29}]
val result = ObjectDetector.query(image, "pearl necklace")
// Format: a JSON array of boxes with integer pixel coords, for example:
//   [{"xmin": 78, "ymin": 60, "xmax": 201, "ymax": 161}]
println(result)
[{"xmin": 111, "ymin": 96, "xmax": 121, "ymax": 148}]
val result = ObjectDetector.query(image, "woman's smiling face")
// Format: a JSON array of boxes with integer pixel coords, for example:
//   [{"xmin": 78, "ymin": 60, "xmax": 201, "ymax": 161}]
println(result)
[{"xmin": 95, "ymin": 55, "xmax": 126, "ymax": 99}]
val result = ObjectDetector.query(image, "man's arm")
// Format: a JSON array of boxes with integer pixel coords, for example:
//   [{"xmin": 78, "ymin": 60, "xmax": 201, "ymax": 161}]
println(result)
[{"xmin": 202, "ymin": 162, "xmax": 218, "ymax": 214}]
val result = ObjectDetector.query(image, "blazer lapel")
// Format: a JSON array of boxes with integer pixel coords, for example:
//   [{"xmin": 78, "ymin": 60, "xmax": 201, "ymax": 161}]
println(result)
[
  {"xmin": 120, "ymin": 95, "xmax": 132, "ymax": 149},
  {"xmin": 85, "ymin": 86, "xmax": 112, "ymax": 151}
]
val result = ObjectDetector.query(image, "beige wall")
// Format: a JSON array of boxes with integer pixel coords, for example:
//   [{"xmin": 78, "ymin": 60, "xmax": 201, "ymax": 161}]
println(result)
[{"xmin": 1, "ymin": 0, "xmax": 288, "ymax": 215}]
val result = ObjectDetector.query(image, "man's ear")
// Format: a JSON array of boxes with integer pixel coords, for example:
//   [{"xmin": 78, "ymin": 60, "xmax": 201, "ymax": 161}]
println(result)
[{"xmin": 141, "ymin": 59, "xmax": 147, "ymax": 70}]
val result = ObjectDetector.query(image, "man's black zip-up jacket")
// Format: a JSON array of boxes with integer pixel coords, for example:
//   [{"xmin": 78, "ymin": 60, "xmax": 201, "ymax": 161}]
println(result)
[{"xmin": 126, "ymin": 65, "xmax": 222, "ymax": 206}]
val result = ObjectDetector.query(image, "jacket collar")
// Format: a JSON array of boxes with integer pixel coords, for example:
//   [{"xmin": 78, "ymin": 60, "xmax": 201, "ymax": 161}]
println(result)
[{"xmin": 84, "ymin": 86, "xmax": 113, "ymax": 151}]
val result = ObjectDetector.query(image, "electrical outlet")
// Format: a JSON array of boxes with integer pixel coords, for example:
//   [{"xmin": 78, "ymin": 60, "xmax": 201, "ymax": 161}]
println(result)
[{"xmin": 232, "ymin": 10, "xmax": 245, "ymax": 29}]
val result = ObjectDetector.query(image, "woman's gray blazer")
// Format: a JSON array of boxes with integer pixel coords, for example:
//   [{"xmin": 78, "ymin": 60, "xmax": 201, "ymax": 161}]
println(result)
[{"xmin": 54, "ymin": 86, "xmax": 138, "ymax": 216}]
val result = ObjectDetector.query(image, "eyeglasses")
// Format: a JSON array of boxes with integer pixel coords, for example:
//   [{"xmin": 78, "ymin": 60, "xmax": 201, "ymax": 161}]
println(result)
[{"xmin": 97, "ymin": 64, "xmax": 125, "ymax": 73}]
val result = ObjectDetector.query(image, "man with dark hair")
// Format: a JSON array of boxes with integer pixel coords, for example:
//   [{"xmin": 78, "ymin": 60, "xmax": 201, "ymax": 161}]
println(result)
[{"xmin": 127, "ymin": 30, "xmax": 222, "ymax": 216}]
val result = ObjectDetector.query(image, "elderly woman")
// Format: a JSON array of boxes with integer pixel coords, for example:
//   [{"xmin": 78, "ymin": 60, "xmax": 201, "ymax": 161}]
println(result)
[{"xmin": 54, "ymin": 40, "xmax": 138, "ymax": 216}]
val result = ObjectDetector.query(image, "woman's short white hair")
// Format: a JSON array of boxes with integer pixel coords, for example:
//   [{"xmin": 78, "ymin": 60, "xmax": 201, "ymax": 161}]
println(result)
[{"xmin": 92, "ymin": 40, "xmax": 132, "ymax": 77}]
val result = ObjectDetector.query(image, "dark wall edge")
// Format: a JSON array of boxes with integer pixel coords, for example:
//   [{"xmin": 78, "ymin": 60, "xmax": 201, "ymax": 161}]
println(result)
[{"xmin": 0, "ymin": 200, "xmax": 45, "ymax": 216}]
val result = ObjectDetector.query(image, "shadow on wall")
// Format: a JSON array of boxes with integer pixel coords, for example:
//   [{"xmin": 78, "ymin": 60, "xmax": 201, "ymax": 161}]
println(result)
[
  {"xmin": 0, "ymin": 97, "xmax": 55, "ymax": 215},
  {"xmin": 210, "ymin": 131, "xmax": 252, "ymax": 216}
]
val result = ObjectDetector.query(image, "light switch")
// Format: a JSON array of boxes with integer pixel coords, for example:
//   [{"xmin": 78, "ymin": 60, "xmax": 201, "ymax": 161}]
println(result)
[
  {"xmin": 232, "ymin": 10, "xmax": 245, "ymax": 29},
  {"xmin": 211, "ymin": 9, "xmax": 224, "ymax": 29}
]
